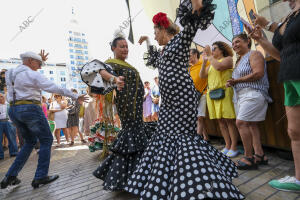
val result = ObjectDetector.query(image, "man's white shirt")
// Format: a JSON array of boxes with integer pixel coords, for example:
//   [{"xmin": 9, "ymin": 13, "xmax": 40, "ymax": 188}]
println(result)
[{"xmin": 5, "ymin": 64, "xmax": 79, "ymax": 103}]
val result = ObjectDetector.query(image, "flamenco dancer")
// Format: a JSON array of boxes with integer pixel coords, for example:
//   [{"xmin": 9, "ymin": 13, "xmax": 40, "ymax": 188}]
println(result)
[
  {"xmin": 125, "ymin": 0, "xmax": 244, "ymax": 199},
  {"xmin": 81, "ymin": 32, "xmax": 156, "ymax": 190}
]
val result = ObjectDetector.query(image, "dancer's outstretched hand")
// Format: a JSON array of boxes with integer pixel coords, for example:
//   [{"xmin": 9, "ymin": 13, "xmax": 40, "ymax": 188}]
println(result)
[
  {"xmin": 77, "ymin": 94, "xmax": 89, "ymax": 103},
  {"xmin": 192, "ymin": 0, "xmax": 203, "ymax": 15},
  {"xmin": 138, "ymin": 36, "xmax": 149, "ymax": 45},
  {"xmin": 39, "ymin": 49, "xmax": 49, "ymax": 62},
  {"xmin": 116, "ymin": 76, "xmax": 125, "ymax": 91}
]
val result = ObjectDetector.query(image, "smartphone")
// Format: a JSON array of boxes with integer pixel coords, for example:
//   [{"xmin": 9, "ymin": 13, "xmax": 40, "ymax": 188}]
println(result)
[{"xmin": 249, "ymin": 9, "xmax": 256, "ymax": 23}]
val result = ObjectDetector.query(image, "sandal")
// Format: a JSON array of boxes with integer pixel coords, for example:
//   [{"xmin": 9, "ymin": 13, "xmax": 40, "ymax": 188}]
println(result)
[
  {"xmin": 236, "ymin": 156, "xmax": 258, "ymax": 170},
  {"xmin": 254, "ymin": 154, "xmax": 268, "ymax": 165}
]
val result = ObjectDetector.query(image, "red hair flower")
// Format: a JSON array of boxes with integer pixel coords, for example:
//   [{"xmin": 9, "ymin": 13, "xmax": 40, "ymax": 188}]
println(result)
[{"xmin": 152, "ymin": 12, "xmax": 170, "ymax": 29}]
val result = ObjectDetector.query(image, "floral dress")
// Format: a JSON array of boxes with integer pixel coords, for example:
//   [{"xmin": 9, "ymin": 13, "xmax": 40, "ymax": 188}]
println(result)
[{"xmin": 124, "ymin": 1, "xmax": 244, "ymax": 199}]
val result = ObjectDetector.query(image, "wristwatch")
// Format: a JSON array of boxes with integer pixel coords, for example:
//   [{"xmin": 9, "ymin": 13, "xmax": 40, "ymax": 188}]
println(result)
[
  {"xmin": 109, "ymin": 76, "xmax": 115, "ymax": 84},
  {"xmin": 265, "ymin": 21, "xmax": 273, "ymax": 31}
]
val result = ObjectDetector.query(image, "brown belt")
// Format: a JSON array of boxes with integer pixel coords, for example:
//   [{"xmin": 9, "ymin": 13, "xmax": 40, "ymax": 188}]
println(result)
[{"xmin": 10, "ymin": 100, "xmax": 41, "ymax": 106}]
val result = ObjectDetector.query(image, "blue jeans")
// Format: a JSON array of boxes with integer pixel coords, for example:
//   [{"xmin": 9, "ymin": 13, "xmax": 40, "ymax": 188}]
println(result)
[
  {"xmin": 6, "ymin": 104, "xmax": 53, "ymax": 179},
  {"xmin": 0, "ymin": 121, "xmax": 18, "ymax": 158}
]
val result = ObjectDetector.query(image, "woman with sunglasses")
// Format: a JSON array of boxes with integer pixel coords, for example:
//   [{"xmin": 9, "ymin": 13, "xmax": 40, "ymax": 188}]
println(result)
[
  {"xmin": 50, "ymin": 94, "xmax": 69, "ymax": 147},
  {"xmin": 227, "ymin": 33, "xmax": 272, "ymax": 170},
  {"xmin": 200, "ymin": 41, "xmax": 240, "ymax": 158}
]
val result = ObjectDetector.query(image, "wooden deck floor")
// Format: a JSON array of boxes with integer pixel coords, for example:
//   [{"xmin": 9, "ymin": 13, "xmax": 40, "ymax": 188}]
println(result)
[{"xmin": 0, "ymin": 138, "xmax": 299, "ymax": 200}]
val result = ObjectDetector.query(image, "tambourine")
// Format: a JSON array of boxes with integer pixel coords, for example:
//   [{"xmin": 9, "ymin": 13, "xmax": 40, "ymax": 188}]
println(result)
[{"xmin": 80, "ymin": 59, "xmax": 117, "ymax": 95}]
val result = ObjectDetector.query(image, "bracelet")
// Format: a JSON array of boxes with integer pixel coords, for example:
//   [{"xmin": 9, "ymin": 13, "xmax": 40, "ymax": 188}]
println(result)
[
  {"xmin": 265, "ymin": 21, "xmax": 273, "ymax": 31},
  {"xmin": 109, "ymin": 76, "xmax": 115, "ymax": 84}
]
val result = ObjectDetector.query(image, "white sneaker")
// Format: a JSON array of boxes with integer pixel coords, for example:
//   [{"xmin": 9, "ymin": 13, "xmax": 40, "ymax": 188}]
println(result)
[
  {"xmin": 226, "ymin": 150, "xmax": 240, "ymax": 158},
  {"xmin": 221, "ymin": 148, "xmax": 229, "ymax": 155}
]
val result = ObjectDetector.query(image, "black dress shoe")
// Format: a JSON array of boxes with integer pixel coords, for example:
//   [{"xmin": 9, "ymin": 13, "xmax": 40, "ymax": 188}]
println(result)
[
  {"xmin": 31, "ymin": 175, "xmax": 59, "ymax": 189},
  {"xmin": 1, "ymin": 176, "xmax": 21, "ymax": 189}
]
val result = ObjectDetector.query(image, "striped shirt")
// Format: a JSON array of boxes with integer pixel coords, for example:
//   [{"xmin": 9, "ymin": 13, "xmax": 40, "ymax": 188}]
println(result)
[{"xmin": 232, "ymin": 51, "xmax": 272, "ymax": 103}]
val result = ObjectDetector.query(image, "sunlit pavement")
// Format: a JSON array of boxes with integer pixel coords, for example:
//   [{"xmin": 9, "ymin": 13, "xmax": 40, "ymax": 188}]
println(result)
[{"xmin": 0, "ymin": 137, "xmax": 299, "ymax": 200}]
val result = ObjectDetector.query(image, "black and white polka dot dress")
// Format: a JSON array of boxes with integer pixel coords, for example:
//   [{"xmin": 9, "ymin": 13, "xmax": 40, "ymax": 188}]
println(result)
[
  {"xmin": 92, "ymin": 60, "xmax": 157, "ymax": 191},
  {"xmin": 125, "ymin": 1, "xmax": 244, "ymax": 199}
]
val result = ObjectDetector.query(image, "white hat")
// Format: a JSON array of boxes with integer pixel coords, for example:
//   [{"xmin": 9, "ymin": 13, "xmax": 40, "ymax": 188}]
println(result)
[{"xmin": 20, "ymin": 51, "xmax": 43, "ymax": 63}]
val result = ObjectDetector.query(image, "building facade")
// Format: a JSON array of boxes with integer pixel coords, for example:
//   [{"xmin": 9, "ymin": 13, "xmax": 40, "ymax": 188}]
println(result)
[{"xmin": 67, "ymin": 7, "xmax": 89, "ymax": 94}]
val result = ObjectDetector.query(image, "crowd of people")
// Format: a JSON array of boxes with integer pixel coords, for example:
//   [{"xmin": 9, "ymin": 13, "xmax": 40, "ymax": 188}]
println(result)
[
  {"xmin": 0, "ymin": 0, "xmax": 299, "ymax": 198},
  {"xmin": 142, "ymin": 77, "xmax": 160, "ymax": 122}
]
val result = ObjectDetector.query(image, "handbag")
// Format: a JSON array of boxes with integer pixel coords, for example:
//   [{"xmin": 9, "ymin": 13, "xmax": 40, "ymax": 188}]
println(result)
[{"xmin": 209, "ymin": 88, "xmax": 225, "ymax": 100}]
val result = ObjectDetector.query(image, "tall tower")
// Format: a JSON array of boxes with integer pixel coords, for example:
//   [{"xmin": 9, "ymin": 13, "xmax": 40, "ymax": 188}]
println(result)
[{"xmin": 67, "ymin": 6, "xmax": 89, "ymax": 94}]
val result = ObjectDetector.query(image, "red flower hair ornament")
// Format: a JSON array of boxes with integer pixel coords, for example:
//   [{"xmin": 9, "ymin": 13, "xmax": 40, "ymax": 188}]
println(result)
[{"xmin": 152, "ymin": 12, "xmax": 170, "ymax": 29}]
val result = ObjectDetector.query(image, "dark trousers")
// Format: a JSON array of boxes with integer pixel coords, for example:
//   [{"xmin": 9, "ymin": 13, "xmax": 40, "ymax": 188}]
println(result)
[{"xmin": 6, "ymin": 104, "xmax": 53, "ymax": 179}]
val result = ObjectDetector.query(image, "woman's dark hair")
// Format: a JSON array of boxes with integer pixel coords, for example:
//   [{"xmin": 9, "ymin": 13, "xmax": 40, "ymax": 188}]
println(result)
[
  {"xmin": 154, "ymin": 18, "xmax": 180, "ymax": 36},
  {"xmin": 232, "ymin": 33, "xmax": 252, "ymax": 49},
  {"xmin": 212, "ymin": 41, "xmax": 233, "ymax": 57},
  {"xmin": 110, "ymin": 37, "xmax": 126, "ymax": 51},
  {"xmin": 190, "ymin": 48, "xmax": 201, "ymax": 59}
]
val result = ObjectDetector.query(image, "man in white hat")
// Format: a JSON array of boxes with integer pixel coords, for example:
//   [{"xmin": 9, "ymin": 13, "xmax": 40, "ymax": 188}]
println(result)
[{"xmin": 1, "ymin": 50, "xmax": 88, "ymax": 189}]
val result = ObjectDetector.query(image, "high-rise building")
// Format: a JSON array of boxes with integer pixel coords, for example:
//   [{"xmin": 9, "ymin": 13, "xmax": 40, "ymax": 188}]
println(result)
[{"xmin": 67, "ymin": 7, "xmax": 89, "ymax": 94}]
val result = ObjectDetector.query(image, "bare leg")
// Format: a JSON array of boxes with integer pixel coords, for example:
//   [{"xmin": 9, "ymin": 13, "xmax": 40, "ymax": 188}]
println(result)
[
  {"xmin": 152, "ymin": 112, "xmax": 158, "ymax": 121},
  {"xmin": 218, "ymin": 119, "xmax": 231, "ymax": 150},
  {"xmin": 226, "ymin": 119, "xmax": 239, "ymax": 151},
  {"xmin": 64, "ymin": 128, "xmax": 70, "ymax": 142},
  {"xmin": 54, "ymin": 129, "xmax": 61, "ymax": 145},
  {"xmin": 236, "ymin": 120, "xmax": 253, "ymax": 164},
  {"xmin": 286, "ymin": 105, "xmax": 300, "ymax": 180},
  {"xmin": 198, "ymin": 117, "xmax": 209, "ymax": 141},
  {"xmin": 249, "ymin": 122, "xmax": 267, "ymax": 162},
  {"xmin": 63, "ymin": 128, "xmax": 71, "ymax": 143}
]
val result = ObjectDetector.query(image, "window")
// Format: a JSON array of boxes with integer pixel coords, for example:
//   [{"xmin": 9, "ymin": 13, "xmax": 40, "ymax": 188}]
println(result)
[
  {"xmin": 74, "ymin": 32, "xmax": 81, "ymax": 36},
  {"xmin": 72, "ymin": 78, "xmax": 77, "ymax": 82},
  {"xmin": 74, "ymin": 44, "xmax": 82, "ymax": 48},
  {"xmin": 84, "ymin": 51, "xmax": 88, "ymax": 54},
  {"xmin": 61, "ymin": 83, "xmax": 66, "ymax": 88},
  {"xmin": 70, "ymin": 60, "xmax": 75, "ymax": 65},
  {"xmin": 69, "ymin": 37, "xmax": 73, "ymax": 41},
  {"xmin": 71, "ymin": 67, "xmax": 75, "ymax": 70},
  {"xmin": 39, "ymin": 70, "xmax": 44, "ymax": 74},
  {"xmin": 85, "ymin": 56, "xmax": 88, "ymax": 60},
  {"xmin": 61, "ymin": 77, "xmax": 66, "ymax": 82},
  {"xmin": 82, "ymin": 33, "xmax": 85, "ymax": 36},
  {"xmin": 73, "ymin": 84, "xmax": 77, "ymax": 88},
  {"xmin": 75, "ymin": 50, "xmax": 83, "ymax": 54},
  {"xmin": 69, "ymin": 31, "xmax": 72, "ymax": 34},
  {"xmin": 83, "ymin": 45, "xmax": 87, "ymax": 49},
  {"xmin": 50, "ymin": 77, "xmax": 54, "ymax": 81},
  {"xmin": 49, "ymin": 71, "xmax": 53, "ymax": 74},
  {"xmin": 69, "ymin": 49, "xmax": 73, "ymax": 53},
  {"xmin": 70, "ymin": 55, "xmax": 74, "ymax": 59},
  {"xmin": 69, "ymin": 43, "xmax": 73, "ymax": 47},
  {"xmin": 269, "ymin": 0, "xmax": 280, "ymax": 4},
  {"xmin": 60, "ymin": 71, "xmax": 65, "ymax": 75},
  {"xmin": 74, "ymin": 37, "xmax": 81, "ymax": 42}
]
